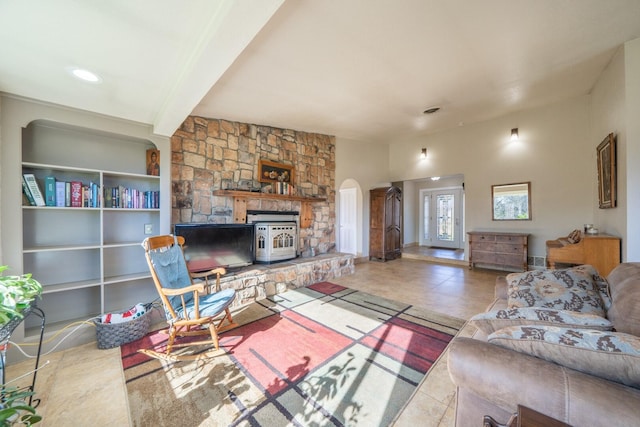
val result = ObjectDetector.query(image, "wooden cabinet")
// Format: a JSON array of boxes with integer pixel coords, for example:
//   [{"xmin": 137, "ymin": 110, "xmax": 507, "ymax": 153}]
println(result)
[
  {"xmin": 369, "ymin": 186, "xmax": 402, "ymax": 261},
  {"xmin": 468, "ymin": 231, "xmax": 529, "ymax": 271},
  {"xmin": 546, "ymin": 234, "xmax": 621, "ymax": 276}
]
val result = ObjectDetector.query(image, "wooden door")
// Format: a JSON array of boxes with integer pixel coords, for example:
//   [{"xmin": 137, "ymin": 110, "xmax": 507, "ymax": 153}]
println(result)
[
  {"xmin": 384, "ymin": 189, "xmax": 402, "ymax": 258},
  {"xmin": 369, "ymin": 189, "xmax": 384, "ymax": 259}
]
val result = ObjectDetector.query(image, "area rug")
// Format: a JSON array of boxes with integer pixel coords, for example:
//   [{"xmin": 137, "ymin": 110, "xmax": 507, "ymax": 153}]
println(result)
[{"xmin": 121, "ymin": 282, "xmax": 465, "ymax": 426}]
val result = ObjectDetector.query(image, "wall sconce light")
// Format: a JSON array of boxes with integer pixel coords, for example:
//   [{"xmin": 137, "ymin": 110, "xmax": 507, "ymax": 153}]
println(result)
[
  {"xmin": 510, "ymin": 128, "xmax": 519, "ymax": 141},
  {"xmin": 420, "ymin": 147, "xmax": 427, "ymax": 159}
]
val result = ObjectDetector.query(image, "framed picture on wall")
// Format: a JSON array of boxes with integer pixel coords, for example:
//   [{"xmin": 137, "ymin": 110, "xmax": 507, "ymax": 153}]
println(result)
[
  {"xmin": 146, "ymin": 149, "xmax": 160, "ymax": 176},
  {"xmin": 597, "ymin": 133, "xmax": 616, "ymax": 209},
  {"xmin": 258, "ymin": 159, "xmax": 294, "ymax": 184}
]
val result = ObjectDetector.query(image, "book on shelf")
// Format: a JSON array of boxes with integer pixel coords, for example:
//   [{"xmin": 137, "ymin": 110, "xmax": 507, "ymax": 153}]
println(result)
[
  {"xmin": 55, "ymin": 181, "xmax": 66, "ymax": 207},
  {"xmin": 82, "ymin": 185, "xmax": 90, "ymax": 207},
  {"xmin": 44, "ymin": 176, "xmax": 56, "ymax": 206},
  {"xmin": 70, "ymin": 181, "xmax": 82, "ymax": 207},
  {"xmin": 81, "ymin": 182, "xmax": 102, "ymax": 208},
  {"xmin": 104, "ymin": 187, "xmax": 113, "ymax": 208},
  {"xmin": 22, "ymin": 174, "xmax": 45, "ymax": 206},
  {"xmin": 111, "ymin": 186, "xmax": 118, "ymax": 208},
  {"xmin": 103, "ymin": 185, "xmax": 159, "ymax": 209},
  {"xmin": 90, "ymin": 182, "xmax": 100, "ymax": 207},
  {"xmin": 271, "ymin": 181, "xmax": 294, "ymax": 195},
  {"xmin": 21, "ymin": 175, "xmax": 36, "ymax": 206},
  {"xmin": 21, "ymin": 192, "xmax": 31, "ymax": 206},
  {"xmin": 65, "ymin": 182, "xmax": 71, "ymax": 207}
]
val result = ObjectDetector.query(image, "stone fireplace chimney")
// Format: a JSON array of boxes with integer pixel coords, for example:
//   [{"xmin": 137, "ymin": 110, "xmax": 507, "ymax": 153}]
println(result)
[{"xmin": 170, "ymin": 116, "xmax": 336, "ymax": 256}]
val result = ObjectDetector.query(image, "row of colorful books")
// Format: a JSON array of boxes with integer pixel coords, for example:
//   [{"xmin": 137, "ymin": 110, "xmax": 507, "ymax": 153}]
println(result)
[
  {"xmin": 271, "ymin": 182, "xmax": 295, "ymax": 195},
  {"xmin": 104, "ymin": 186, "xmax": 159, "ymax": 209},
  {"xmin": 21, "ymin": 174, "xmax": 159, "ymax": 209}
]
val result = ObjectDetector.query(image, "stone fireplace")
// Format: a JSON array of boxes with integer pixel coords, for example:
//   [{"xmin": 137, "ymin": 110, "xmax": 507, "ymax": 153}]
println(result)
[
  {"xmin": 170, "ymin": 116, "xmax": 337, "ymax": 256},
  {"xmin": 169, "ymin": 118, "xmax": 349, "ymax": 308}
]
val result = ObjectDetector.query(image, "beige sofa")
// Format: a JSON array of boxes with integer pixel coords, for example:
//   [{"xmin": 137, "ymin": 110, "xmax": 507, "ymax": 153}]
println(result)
[{"xmin": 448, "ymin": 263, "xmax": 640, "ymax": 427}]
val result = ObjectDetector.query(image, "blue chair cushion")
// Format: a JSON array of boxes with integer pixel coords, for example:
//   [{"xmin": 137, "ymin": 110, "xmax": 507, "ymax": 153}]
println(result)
[
  {"xmin": 175, "ymin": 288, "xmax": 236, "ymax": 320},
  {"xmin": 148, "ymin": 238, "xmax": 194, "ymax": 310}
]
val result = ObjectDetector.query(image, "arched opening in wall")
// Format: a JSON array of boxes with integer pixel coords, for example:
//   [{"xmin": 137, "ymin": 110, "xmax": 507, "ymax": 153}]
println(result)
[
  {"xmin": 403, "ymin": 174, "xmax": 466, "ymax": 264},
  {"xmin": 337, "ymin": 179, "xmax": 363, "ymax": 256}
]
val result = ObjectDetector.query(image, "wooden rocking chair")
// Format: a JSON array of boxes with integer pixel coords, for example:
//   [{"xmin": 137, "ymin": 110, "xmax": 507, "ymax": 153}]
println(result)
[{"xmin": 141, "ymin": 235, "xmax": 237, "ymax": 361}]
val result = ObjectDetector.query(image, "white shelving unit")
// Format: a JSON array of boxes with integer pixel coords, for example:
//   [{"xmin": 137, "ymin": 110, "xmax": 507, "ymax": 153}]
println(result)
[{"xmin": 20, "ymin": 120, "xmax": 161, "ymax": 337}]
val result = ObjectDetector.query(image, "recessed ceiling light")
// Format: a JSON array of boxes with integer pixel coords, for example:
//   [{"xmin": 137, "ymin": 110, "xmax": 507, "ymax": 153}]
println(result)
[
  {"xmin": 69, "ymin": 67, "xmax": 102, "ymax": 83},
  {"xmin": 431, "ymin": 176, "xmax": 441, "ymax": 181},
  {"xmin": 423, "ymin": 106, "xmax": 440, "ymax": 114}
]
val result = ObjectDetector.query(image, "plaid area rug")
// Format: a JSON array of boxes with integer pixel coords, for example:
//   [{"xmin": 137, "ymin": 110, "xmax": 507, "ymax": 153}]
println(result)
[{"xmin": 121, "ymin": 282, "xmax": 465, "ymax": 426}]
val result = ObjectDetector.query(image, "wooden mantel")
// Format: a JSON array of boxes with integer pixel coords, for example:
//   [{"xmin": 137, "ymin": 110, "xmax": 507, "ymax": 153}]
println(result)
[{"xmin": 212, "ymin": 190, "xmax": 326, "ymax": 228}]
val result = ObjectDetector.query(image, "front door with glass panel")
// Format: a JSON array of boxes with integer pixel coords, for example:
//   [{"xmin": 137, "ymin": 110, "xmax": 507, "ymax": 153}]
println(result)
[{"xmin": 419, "ymin": 188, "xmax": 462, "ymax": 249}]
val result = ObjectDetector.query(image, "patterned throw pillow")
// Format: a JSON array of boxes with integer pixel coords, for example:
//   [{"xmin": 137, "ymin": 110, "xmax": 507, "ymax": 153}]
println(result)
[
  {"xmin": 470, "ymin": 307, "xmax": 612, "ymax": 335},
  {"xmin": 506, "ymin": 265, "xmax": 605, "ymax": 316},
  {"xmin": 593, "ymin": 275, "xmax": 612, "ymax": 312},
  {"xmin": 488, "ymin": 325, "xmax": 640, "ymax": 388}
]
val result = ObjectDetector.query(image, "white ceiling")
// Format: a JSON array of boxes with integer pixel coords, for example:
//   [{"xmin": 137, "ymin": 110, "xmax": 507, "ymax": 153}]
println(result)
[{"xmin": 2, "ymin": 0, "xmax": 640, "ymax": 143}]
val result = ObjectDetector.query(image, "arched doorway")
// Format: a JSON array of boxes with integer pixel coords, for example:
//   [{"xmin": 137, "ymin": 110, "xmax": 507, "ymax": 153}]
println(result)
[{"xmin": 337, "ymin": 179, "xmax": 363, "ymax": 256}]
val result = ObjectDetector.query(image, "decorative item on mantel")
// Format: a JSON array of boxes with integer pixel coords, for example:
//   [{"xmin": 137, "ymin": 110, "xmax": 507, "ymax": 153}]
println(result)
[
  {"xmin": 261, "ymin": 181, "xmax": 295, "ymax": 195},
  {"xmin": 258, "ymin": 159, "xmax": 294, "ymax": 184},
  {"xmin": 258, "ymin": 159, "xmax": 296, "ymax": 195}
]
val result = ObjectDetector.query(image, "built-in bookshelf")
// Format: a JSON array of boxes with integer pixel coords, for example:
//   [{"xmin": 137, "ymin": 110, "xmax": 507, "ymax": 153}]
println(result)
[{"xmin": 20, "ymin": 120, "xmax": 161, "ymax": 337}]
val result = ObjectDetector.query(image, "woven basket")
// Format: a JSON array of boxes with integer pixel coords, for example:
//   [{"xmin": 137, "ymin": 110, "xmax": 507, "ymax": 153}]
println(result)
[{"xmin": 93, "ymin": 308, "xmax": 152, "ymax": 349}]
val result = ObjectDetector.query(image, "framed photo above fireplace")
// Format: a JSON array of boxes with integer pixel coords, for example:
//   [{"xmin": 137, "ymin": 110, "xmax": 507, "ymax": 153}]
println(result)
[
  {"xmin": 597, "ymin": 133, "xmax": 616, "ymax": 209},
  {"xmin": 258, "ymin": 159, "xmax": 294, "ymax": 184}
]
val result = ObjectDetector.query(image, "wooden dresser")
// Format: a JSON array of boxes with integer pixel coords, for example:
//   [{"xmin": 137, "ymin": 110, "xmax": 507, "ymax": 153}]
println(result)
[
  {"xmin": 468, "ymin": 231, "xmax": 529, "ymax": 271},
  {"xmin": 369, "ymin": 186, "xmax": 402, "ymax": 261},
  {"xmin": 546, "ymin": 233, "xmax": 621, "ymax": 276}
]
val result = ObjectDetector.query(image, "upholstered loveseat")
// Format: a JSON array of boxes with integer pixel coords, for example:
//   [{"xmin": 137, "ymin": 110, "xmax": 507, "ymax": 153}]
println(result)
[{"xmin": 448, "ymin": 263, "xmax": 640, "ymax": 427}]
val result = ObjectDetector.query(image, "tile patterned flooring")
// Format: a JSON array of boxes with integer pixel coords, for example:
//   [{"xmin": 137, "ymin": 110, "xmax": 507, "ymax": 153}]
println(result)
[{"xmin": 6, "ymin": 254, "xmax": 500, "ymax": 426}]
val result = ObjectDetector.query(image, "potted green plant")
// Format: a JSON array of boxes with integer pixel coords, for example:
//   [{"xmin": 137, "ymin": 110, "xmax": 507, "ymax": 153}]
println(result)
[
  {"xmin": 0, "ymin": 267, "xmax": 42, "ymax": 327},
  {"xmin": 0, "ymin": 387, "xmax": 41, "ymax": 425},
  {"xmin": 0, "ymin": 267, "xmax": 43, "ymax": 425}
]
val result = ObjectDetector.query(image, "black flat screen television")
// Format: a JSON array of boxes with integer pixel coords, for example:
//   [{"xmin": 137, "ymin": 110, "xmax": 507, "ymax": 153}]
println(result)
[{"xmin": 174, "ymin": 223, "xmax": 255, "ymax": 272}]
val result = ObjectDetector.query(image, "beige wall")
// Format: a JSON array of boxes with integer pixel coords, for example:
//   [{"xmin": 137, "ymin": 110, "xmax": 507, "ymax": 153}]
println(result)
[
  {"xmin": 335, "ymin": 137, "xmax": 390, "ymax": 257},
  {"xmin": 591, "ymin": 45, "xmax": 626, "ymax": 256},
  {"xmin": 623, "ymin": 38, "xmax": 640, "ymax": 260},
  {"xmin": 334, "ymin": 38, "xmax": 640, "ymax": 262},
  {"xmin": 384, "ymin": 96, "xmax": 593, "ymax": 259}
]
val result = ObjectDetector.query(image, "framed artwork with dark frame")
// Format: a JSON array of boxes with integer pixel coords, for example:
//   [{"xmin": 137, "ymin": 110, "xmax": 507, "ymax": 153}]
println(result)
[
  {"xmin": 258, "ymin": 159, "xmax": 295, "ymax": 184},
  {"xmin": 597, "ymin": 133, "xmax": 616, "ymax": 209}
]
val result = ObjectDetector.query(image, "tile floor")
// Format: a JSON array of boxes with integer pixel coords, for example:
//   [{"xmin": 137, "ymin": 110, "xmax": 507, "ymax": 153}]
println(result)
[
  {"xmin": 402, "ymin": 246, "xmax": 466, "ymax": 261},
  {"xmin": 6, "ymin": 254, "xmax": 500, "ymax": 426}
]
